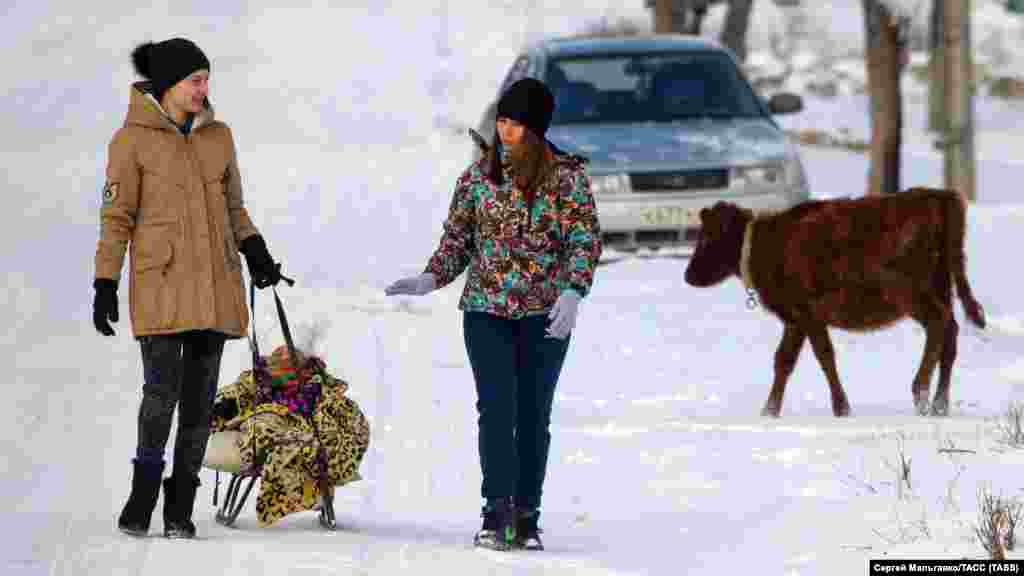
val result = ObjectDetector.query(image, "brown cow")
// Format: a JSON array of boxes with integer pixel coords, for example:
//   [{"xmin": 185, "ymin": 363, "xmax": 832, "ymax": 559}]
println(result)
[{"xmin": 683, "ymin": 187, "xmax": 986, "ymax": 417}]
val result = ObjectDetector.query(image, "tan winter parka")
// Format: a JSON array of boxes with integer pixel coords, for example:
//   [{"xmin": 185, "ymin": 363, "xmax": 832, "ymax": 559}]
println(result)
[{"xmin": 94, "ymin": 82, "xmax": 260, "ymax": 338}]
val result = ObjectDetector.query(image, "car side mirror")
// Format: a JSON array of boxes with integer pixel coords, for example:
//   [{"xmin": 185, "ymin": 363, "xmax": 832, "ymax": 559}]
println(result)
[{"xmin": 768, "ymin": 92, "xmax": 803, "ymax": 115}]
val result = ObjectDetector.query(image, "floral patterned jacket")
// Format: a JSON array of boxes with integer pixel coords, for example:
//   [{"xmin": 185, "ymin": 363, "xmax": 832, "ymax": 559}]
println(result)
[{"xmin": 425, "ymin": 151, "xmax": 602, "ymax": 318}]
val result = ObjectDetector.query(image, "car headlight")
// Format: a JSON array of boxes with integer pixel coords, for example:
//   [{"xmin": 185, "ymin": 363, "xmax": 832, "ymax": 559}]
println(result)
[
  {"xmin": 730, "ymin": 162, "xmax": 785, "ymax": 186},
  {"xmin": 589, "ymin": 173, "xmax": 632, "ymax": 197}
]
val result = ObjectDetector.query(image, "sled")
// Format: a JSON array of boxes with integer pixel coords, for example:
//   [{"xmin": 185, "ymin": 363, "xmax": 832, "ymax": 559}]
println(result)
[
  {"xmin": 203, "ymin": 430, "xmax": 339, "ymax": 530},
  {"xmin": 202, "ymin": 274, "xmax": 342, "ymax": 531}
]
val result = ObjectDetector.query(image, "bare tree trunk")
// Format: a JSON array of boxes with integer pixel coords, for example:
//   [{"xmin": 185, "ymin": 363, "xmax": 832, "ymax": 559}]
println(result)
[
  {"xmin": 863, "ymin": 0, "xmax": 903, "ymax": 195},
  {"xmin": 720, "ymin": 0, "xmax": 755, "ymax": 61},
  {"xmin": 943, "ymin": 0, "xmax": 976, "ymax": 201},
  {"xmin": 928, "ymin": 0, "xmax": 944, "ymax": 133},
  {"xmin": 655, "ymin": 0, "xmax": 675, "ymax": 33},
  {"xmin": 666, "ymin": 0, "xmax": 711, "ymax": 35},
  {"xmin": 673, "ymin": 0, "xmax": 696, "ymax": 34},
  {"xmin": 688, "ymin": 0, "xmax": 710, "ymax": 34}
]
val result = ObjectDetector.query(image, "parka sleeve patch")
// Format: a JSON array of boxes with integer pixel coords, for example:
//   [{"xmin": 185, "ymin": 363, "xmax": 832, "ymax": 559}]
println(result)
[
  {"xmin": 101, "ymin": 181, "xmax": 119, "ymax": 206},
  {"xmin": 95, "ymin": 128, "xmax": 142, "ymax": 281}
]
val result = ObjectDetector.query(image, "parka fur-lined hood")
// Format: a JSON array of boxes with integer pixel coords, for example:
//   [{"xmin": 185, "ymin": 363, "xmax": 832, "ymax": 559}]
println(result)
[{"xmin": 126, "ymin": 81, "xmax": 216, "ymax": 133}]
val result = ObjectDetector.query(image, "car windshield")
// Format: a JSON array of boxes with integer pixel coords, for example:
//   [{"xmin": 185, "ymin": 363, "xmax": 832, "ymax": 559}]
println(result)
[{"xmin": 546, "ymin": 51, "xmax": 765, "ymax": 125}]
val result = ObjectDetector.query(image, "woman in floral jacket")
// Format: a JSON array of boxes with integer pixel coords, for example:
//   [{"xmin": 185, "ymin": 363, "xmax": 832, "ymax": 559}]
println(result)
[{"xmin": 386, "ymin": 77, "xmax": 602, "ymax": 551}]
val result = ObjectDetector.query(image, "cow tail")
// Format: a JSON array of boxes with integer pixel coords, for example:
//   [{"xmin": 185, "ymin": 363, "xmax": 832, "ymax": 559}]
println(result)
[{"xmin": 945, "ymin": 190, "xmax": 986, "ymax": 328}]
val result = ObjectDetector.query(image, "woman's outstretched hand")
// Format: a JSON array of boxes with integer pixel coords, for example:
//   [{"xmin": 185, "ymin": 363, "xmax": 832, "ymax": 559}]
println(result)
[{"xmin": 384, "ymin": 273, "xmax": 437, "ymax": 296}]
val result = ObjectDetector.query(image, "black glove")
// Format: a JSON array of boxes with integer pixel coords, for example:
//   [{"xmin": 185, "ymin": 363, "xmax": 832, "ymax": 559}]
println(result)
[
  {"xmin": 238, "ymin": 234, "xmax": 281, "ymax": 289},
  {"xmin": 93, "ymin": 278, "xmax": 118, "ymax": 336}
]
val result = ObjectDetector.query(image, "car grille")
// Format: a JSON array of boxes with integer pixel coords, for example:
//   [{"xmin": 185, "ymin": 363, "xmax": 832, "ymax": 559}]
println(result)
[
  {"xmin": 629, "ymin": 169, "xmax": 729, "ymax": 192},
  {"xmin": 635, "ymin": 229, "xmax": 680, "ymax": 244}
]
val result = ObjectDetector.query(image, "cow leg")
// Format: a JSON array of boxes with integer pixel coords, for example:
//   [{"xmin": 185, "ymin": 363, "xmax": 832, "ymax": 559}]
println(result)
[
  {"xmin": 910, "ymin": 295, "xmax": 950, "ymax": 417},
  {"xmin": 931, "ymin": 316, "xmax": 958, "ymax": 416},
  {"xmin": 804, "ymin": 324, "xmax": 850, "ymax": 417},
  {"xmin": 761, "ymin": 324, "xmax": 806, "ymax": 417},
  {"xmin": 929, "ymin": 262, "xmax": 957, "ymax": 416},
  {"xmin": 880, "ymin": 266, "xmax": 947, "ymax": 416}
]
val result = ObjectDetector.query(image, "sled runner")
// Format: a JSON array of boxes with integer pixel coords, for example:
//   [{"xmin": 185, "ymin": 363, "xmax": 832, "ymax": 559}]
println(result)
[
  {"xmin": 205, "ymin": 433, "xmax": 344, "ymax": 530},
  {"xmin": 204, "ymin": 430, "xmax": 266, "ymax": 528}
]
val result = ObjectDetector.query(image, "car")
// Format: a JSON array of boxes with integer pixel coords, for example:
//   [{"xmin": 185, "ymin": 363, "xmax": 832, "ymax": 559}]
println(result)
[{"xmin": 474, "ymin": 34, "xmax": 811, "ymax": 252}]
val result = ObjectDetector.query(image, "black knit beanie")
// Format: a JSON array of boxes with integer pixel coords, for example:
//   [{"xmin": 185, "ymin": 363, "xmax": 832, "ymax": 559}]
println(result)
[
  {"xmin": 496, "ymin": 78, "xmax": 555, "ymax": 139},
  {"xmin": 131, "ymin": 38, "xmax": 210, "ymax": 102}
]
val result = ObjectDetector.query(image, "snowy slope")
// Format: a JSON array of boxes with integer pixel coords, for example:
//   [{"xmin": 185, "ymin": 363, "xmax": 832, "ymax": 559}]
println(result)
[{"xmin": 5, "ymin": 2, "xmax": 1024, "ymax": 575}]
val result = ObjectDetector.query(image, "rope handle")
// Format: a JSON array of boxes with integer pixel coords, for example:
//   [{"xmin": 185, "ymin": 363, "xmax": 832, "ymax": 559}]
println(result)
[
  {"xmin": 249, "ymin": 265, "xmax": 296, "ymax": 366},
  {"xmin": 247, "ymin": 270, "xmax": 331, "ymax": 495},
  {"xmin": 247, "ymin": 268, "xmax": 296, "ymax": 479}
]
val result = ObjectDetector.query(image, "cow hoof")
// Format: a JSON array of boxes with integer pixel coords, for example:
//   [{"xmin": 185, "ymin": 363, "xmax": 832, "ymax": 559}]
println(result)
[
  {"xmin": 834, "ymin": 405, "xmax": 851, "ymax": 417},
  {"xmin": 914, "ymin": 399, "xmax": 930, "ymax": 416},
  {"xmin": 760, "ymin": 404, "xmax": 780, "ymax": 418},
  {"xmin": 929, "ymin": 402, "xmax": 949, "ymax": 417}
]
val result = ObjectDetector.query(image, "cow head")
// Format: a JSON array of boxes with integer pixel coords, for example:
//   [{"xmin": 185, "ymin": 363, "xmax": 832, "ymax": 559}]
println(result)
[{"xmin": 684, "ymin": 201, "xmax": 751, "ymax": 287}]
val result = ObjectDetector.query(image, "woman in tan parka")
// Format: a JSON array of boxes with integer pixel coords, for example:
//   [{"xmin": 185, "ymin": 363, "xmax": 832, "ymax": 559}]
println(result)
[{"xmin": 93, "ymin": 37, "xmax": 284, "ymax": 540}]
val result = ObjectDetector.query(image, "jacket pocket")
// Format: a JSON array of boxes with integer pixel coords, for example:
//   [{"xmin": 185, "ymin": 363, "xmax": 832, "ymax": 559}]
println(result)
[
  {"xmin": 203, "ymin": 162, "xmax": 235, "ymax": 249},
  {"xmin": 133, "ymin": 218, "xmax": 177, "ymax": 271},
  {"xmin": 202, "ymin": 157, "xmax": 230, "ymax": 198},
  {"xmin": 132, "ymin": 221, "xmax": 177, "ymax": 330}
]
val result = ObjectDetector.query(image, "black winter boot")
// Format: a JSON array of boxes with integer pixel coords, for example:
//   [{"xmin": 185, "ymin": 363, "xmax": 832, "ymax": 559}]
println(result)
[
  {"xmin": 118, "ymin": 459, "xmax": 165, "ymax": 537},
  {"xmin": 473, "ymin": 497, "xmax": 516, "ymax": 551},
  {"xmin": 162, "ymin": 474, "xmax": 200, "ymax": 539},
  {"xmin": 515, "ymin": 509, "xmax": 544, "ymax": 551}
]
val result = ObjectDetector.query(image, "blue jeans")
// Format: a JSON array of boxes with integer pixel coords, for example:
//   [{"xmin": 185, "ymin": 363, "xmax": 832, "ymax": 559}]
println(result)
[{"xmin": 463, "ymin": 311, "xmax": 570, "ymax": 511}]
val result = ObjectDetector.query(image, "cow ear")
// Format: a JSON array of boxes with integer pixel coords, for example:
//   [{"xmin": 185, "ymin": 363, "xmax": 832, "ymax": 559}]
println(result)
[
  {"xmin": 728, "ymin": 206, "xmax": 744, "ymax": 228},
  {"xmin": 699, "ymin": 207, "xmax": 709, "ymax": 221},
  {"xmin": 726, "ymin": 205, "xmax": 748, "ymax": 229}
]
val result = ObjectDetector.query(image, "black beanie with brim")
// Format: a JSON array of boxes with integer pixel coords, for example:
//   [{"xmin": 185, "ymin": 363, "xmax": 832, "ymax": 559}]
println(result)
[
  {"xmin": 131, "ymin": 38, "xmax": 210, "ymax": 102},
  {"xmin": 496, "ymin": 78, "xmax": 555, "ymax": 140}
]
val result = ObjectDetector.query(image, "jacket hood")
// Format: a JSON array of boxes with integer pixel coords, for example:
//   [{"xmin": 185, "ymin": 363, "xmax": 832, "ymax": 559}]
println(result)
[{"xmin": 126, "ymin": 81, "xmax": 216, "ymax": 133}]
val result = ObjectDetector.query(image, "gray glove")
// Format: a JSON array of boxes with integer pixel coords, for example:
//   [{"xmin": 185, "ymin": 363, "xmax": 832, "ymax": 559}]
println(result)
[
  {"xmin": 385, "ymin": 273, "xmax": 437, "ymax": 296},
  {"xmin": 546, "ymin": 290, "xmax": 581, "ymax": 340}
]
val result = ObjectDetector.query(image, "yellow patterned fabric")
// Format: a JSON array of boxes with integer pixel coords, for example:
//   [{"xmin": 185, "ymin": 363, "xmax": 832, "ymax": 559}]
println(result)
[{"xmin": 212, "ymin": 347, "xmax": 370, "ymax": 526}]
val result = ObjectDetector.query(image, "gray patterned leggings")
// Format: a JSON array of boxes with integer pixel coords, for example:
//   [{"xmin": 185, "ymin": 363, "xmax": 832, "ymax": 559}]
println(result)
[{"xmin": 135, "ymin": 330, "xmax": 226, "ymax": 479}]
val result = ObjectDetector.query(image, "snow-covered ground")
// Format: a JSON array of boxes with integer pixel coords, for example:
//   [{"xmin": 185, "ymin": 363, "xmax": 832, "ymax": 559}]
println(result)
[{"xmin": 4, "ymin": 2, "xmax": 1024, "ymax": 575}]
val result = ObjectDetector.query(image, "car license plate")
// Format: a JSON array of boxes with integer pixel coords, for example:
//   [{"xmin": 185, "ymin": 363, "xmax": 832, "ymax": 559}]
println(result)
[{"xmin": 638, "ymin": 206, "xmax": 698, "ymax": 227}]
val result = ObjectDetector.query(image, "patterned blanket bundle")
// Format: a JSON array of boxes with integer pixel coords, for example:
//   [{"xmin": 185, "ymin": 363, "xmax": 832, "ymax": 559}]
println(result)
[{"xmin": 211, "ymin": 345, "xmax": 370, "ymax": 526}]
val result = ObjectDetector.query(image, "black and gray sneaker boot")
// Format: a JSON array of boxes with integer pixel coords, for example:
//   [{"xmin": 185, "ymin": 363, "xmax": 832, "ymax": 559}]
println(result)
[
  {"xmin": 473, "ymin": 497, "xmax": 516, "ymax": 551},
  {"xmin": 117, "ymin": 459, "xmax": 165, "ymax": 537},
  {"xmin": 162, "ymin": 474, "xmax": 200, "ymax": 539},
  {"xmin": 515, "ymin": 509, "xmax": 544, "ymax": 551}
]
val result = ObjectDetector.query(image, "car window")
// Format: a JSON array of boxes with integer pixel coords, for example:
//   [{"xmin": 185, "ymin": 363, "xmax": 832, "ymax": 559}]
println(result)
[
  {"xmin": 500, "ymin": 55, "xmax": 531, "ymax": 94},
  {"xmin": 545, "ymin": 51, "xmax": 765, "ymax": 125}
]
